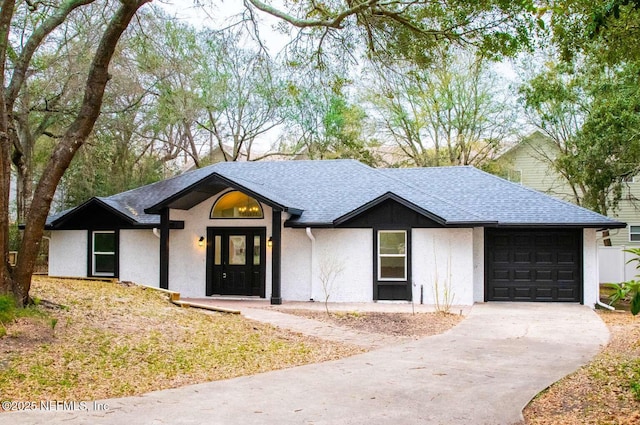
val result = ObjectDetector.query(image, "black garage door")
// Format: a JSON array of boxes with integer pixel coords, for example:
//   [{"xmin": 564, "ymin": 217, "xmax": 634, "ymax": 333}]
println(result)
[{"xmin": 485, "ymin": 229, "xmax": 582, "ymax": 302}]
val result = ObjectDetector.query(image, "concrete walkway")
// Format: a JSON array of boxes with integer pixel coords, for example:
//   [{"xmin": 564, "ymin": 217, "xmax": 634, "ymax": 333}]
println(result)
[
  {"xmin": 6, "ymin": 303, "xmax": 609, "ymax": 425},
  {"xmin": 181, "ymin": 299, "xmax": 473, "ymax": 349}
]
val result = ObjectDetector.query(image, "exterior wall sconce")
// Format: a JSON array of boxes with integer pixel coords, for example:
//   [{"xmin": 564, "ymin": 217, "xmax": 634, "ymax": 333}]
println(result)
[
  {"xmin": 198, "ymin": 236, "xmax": 205, "ymax": 247},
  {"xmin": 267, "ymin": 236, "xmax": 273, "ymax": 248}
]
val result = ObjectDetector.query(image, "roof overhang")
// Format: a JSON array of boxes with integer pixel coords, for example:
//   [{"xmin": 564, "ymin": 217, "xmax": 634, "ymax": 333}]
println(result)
[
  {"xmin": 483, "ymin": 222, "xmax": 627, "ymax": 229},
  {"xmin": 46, "ymin": 197, "xmax": 142, "ymax": 230}
]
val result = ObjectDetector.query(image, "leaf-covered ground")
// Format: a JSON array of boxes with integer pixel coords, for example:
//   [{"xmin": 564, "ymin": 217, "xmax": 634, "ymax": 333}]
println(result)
[
  {"xmin": 283, "ymin": 309, "xmax": 463, "ymax": 338},
  {"xmin": 0, "ymin": 277, "xmax": 362, "ymax": 404},
  {"xmin": 525, "ymin": 311, "xmax": 640, "ymax": 425}
]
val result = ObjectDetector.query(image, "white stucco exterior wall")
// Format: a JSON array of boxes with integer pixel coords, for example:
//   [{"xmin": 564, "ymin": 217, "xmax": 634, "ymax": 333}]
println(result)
[
  {"xmin": 119, "ymin": 230, "xmax": 160, "ymax": 287},
  {"xmin": 412, "ymin": 228, "xmax": 475, "ymax": 306},
  {"xmin": 311, "ymin": 228, "xmax": 373, "ymax": 302},
  {"xmin": 583, "ymin": 228, "xmax": 598, "ymax": 308},
  {"xmin": 281, "ymin": 227, "xmax": 312, "ymax": 301},
  {"xmin": 472, "ymin": 227, "xmax": 485, "ymax": 303},
  {"xmin": 49, "ymin": 230, "xmax": 87, "ymax": 277},
  {"xmin": 168, "ymin": 190, "xmax": 272, "ymax": 298}
]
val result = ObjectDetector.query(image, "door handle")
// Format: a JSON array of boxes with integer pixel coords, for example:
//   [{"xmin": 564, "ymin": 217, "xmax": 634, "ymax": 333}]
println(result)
[{"xmin": 222, "ymin": 272, "xmax": 227, "ymax": 279}]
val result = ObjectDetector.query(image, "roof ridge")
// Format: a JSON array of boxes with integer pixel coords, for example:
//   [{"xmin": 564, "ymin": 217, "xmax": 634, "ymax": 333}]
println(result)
[{"xmin": 372, "ymin": 166, "xmax": 489, "ymax": 222}]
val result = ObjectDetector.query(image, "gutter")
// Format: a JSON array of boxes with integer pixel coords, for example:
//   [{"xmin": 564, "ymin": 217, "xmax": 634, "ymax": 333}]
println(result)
[{"xmin": 306, "ymin": 227, "xmax": 316, "ymax": 301}]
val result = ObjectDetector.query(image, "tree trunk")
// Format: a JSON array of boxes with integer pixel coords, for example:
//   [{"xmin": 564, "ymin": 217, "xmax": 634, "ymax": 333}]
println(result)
[
  {"xmin": 0, "ymin": 0, "xmax": 17, "ymax": 297},
  {"xmin": 11, "ymin": 0, "xmax": 151, "ymax": 306}
]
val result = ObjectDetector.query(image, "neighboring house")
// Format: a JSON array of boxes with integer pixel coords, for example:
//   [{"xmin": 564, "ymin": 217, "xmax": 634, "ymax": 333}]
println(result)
[
  {"xmin": 500, "ymin": 131, "xmax": 640, "ymax": 246},
  {"xmin": 46, "ymin": 159, "xmax": 623, "ymax": 307}
]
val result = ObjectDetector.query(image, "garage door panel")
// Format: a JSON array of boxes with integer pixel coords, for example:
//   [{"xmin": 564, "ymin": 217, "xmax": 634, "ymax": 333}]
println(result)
[
  {"xmin": 486, "ymin": 229, "xmax": 582, "ymax": 302},
  {"xmin": 513, "ymin": 235, "xmax": 531, "ymax": 245},
  {"xmin": 490, "ymin": 287, "xmax": 511, "ymax": 300},
  {"xmin": 493, "ymin": 250, "xmax": 510, "ymax": 263},
  {"xmin": 493, "ymin": 235, "xmax": 510, "ymax": 246},
  {"xmin": 492, "ymin": 269, "xmax": 510, "ymax": 280},
  {"xmin": 534, "ymin": 287, "xmax": 554, "ymax": 300},
  {"xmin": 513, "ymin": 287, "xmax": 533, "ymax": 299},
  {"xmin": 535, "ymin": 251, "xmax": 553, "ymax": 263},
  {"xmin": 558, "ymin": 269, "xmax": 577, "ymax": 280},
  {"xmin": 514, "ymin": 251, "xmax": 532, "ymax": 263},
  {"xmin": 558, "ymin": 252, "xmax": 576, "ymax": 264},
  {"xmin": 535, "ymin": 235, "xmax": 554, "ymax": 246},
  {"xmin": 534, "ymin": 269, "xmax": 553, "ymax": 281},
  {"xmin": 514, "ymin": 269, "xmax": 532, "ymax": 280},
  {"xmin": 558, "ymin": 287, "xmax": 578, "ymax": 301}
]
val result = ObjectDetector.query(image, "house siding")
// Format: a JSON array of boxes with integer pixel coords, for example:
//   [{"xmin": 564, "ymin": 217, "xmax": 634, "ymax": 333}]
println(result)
[
  {"xmin": 608, "ymin": 181, "xmax": 640, "ymax": 246},
  {"xmin": 49, "ymin": 230, "xmax": 88, "ymax": 277},
  {"xmin": 502, "ymin": 135, "xmax": 575, "ymax": 201},
  {"xmin": 502, "ymin": 133, "xmax": 636, "ymax": 245}
]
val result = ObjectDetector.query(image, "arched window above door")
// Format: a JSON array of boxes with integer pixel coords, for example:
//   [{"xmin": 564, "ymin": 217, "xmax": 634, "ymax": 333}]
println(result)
[{"xmin": 211, "ymin": 191, "xmax": 264, "ymax": 219}]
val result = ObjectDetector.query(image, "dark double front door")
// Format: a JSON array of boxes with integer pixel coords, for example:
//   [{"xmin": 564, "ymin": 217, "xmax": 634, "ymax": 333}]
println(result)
[{"xmin": 206, "ymin": 227, "xmax": 266, "ymax": 297}]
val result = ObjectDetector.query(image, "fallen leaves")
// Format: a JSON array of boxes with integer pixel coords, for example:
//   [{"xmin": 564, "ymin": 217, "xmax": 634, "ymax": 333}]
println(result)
[
  {"xmin": 525, "ymin": 311, "xmax": 640, "ymax": 425},
  {"xmin": 281, "ymin": 309, "xmax": 463, "ymax": 338},
  {"xmin": 0, "ymin": 277, "xmax": 362, "ymax": 403}
]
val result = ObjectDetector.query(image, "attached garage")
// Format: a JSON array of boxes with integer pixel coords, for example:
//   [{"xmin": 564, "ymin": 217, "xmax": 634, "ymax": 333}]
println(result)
[{"xmin": 485, "ymin": 228, "xmax": 582, "ymax": 302}]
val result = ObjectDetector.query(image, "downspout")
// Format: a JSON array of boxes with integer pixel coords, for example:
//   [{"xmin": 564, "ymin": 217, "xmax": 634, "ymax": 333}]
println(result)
[
  {"xmin": 595, "ymin": 232, "xmax": 615, "ymax": 311},
  {"xmin": 306, "ymin": 227, "xmax": 316, "ymax": 301}
]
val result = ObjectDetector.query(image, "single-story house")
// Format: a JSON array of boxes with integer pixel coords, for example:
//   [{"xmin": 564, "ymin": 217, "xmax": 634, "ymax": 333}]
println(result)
[{"xmin": 46, "ymin": 159, "xmax": 625, "ymax": 307}]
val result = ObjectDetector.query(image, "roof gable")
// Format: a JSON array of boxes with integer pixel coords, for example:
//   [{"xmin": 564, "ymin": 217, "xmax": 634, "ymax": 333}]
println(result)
[
  {"xmin": 335, "ymin": 193, "xmax": 446, "ymax": 228},
  {"xmin": 47, "ymin": 198, "xmax": 140, "ymax": 230}
]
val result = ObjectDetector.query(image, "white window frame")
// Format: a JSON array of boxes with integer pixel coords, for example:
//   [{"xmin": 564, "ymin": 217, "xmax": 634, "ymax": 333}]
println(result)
[
  {"xmin": 377, "ymin": 230, "xmax": 407, "ymax": 281},
  {"xmin": 630, "ymin": 225, "xmax": 640, "ymax": 242},
  {"xmin": 92, "ymin": 231, "xmax": 116, "ymax": 277}
]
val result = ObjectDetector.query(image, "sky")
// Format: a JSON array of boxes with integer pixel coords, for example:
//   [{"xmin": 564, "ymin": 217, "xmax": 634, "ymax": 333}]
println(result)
[{"xmin": 157, "ymin": 1, "xmax": 290, "ymax": 54}]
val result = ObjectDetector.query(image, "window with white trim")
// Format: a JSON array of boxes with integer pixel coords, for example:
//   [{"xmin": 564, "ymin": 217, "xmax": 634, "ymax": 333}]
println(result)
[
  {"xmin": 630, "ymin": 225, "xmax": 640, "ymax": 242},
  {"xmin": 92, "ymin": 231, "xmax": 116, "ymax": 276},
  {"xmin": 378, "ymin": 230, "xmax": 407, "ymax": 280}
]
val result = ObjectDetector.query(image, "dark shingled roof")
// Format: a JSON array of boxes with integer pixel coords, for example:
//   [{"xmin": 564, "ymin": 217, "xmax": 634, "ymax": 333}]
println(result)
[{"xmin": 47, "ymin": 159, "xmax": 625, "ymax": 229}]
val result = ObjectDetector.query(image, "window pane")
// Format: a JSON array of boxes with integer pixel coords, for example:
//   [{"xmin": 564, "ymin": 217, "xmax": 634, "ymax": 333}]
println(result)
[
  {"xmin": 94, "ymin": 254, "xmax": 115, "ymax": 274},
  {"xmin": 253, "ymin": 235, "xmax": 261, "ymax": 266},
  {"xmin": 94, "ymin": 232, "xmax": 115, "ymax": 252},
  {"xmin": 380, "ymin": 256, "xmax": 405, "ymax": 279},
  {"xmin": 214, "ymin": 236, "xmax": 222, "ymax": 265},
  {"xmin": 229, "ymin": 235, "xmax": 246, "ymax": 265},
  {"xmin": 211, "ymin": 191, "xmax": 263, "ymax": 218},
  {"xmin": 379, "ymin": 232, "xmax": 406, "ymax": 255}
]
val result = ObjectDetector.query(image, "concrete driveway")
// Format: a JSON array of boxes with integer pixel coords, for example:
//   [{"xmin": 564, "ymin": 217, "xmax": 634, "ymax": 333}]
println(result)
[{"xmin": 6, "ymin": 303, "xmax": 609, "ymax": 425}]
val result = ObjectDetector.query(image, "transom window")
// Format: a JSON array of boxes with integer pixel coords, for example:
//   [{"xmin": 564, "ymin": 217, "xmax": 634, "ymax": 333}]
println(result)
[
  {"xmin": 378, "ymin": 230, "xmax": 407, "ymax": 281},
  {"xmin": 211, "ymin": 191, "xmax": 263, "ymax": 219}
]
